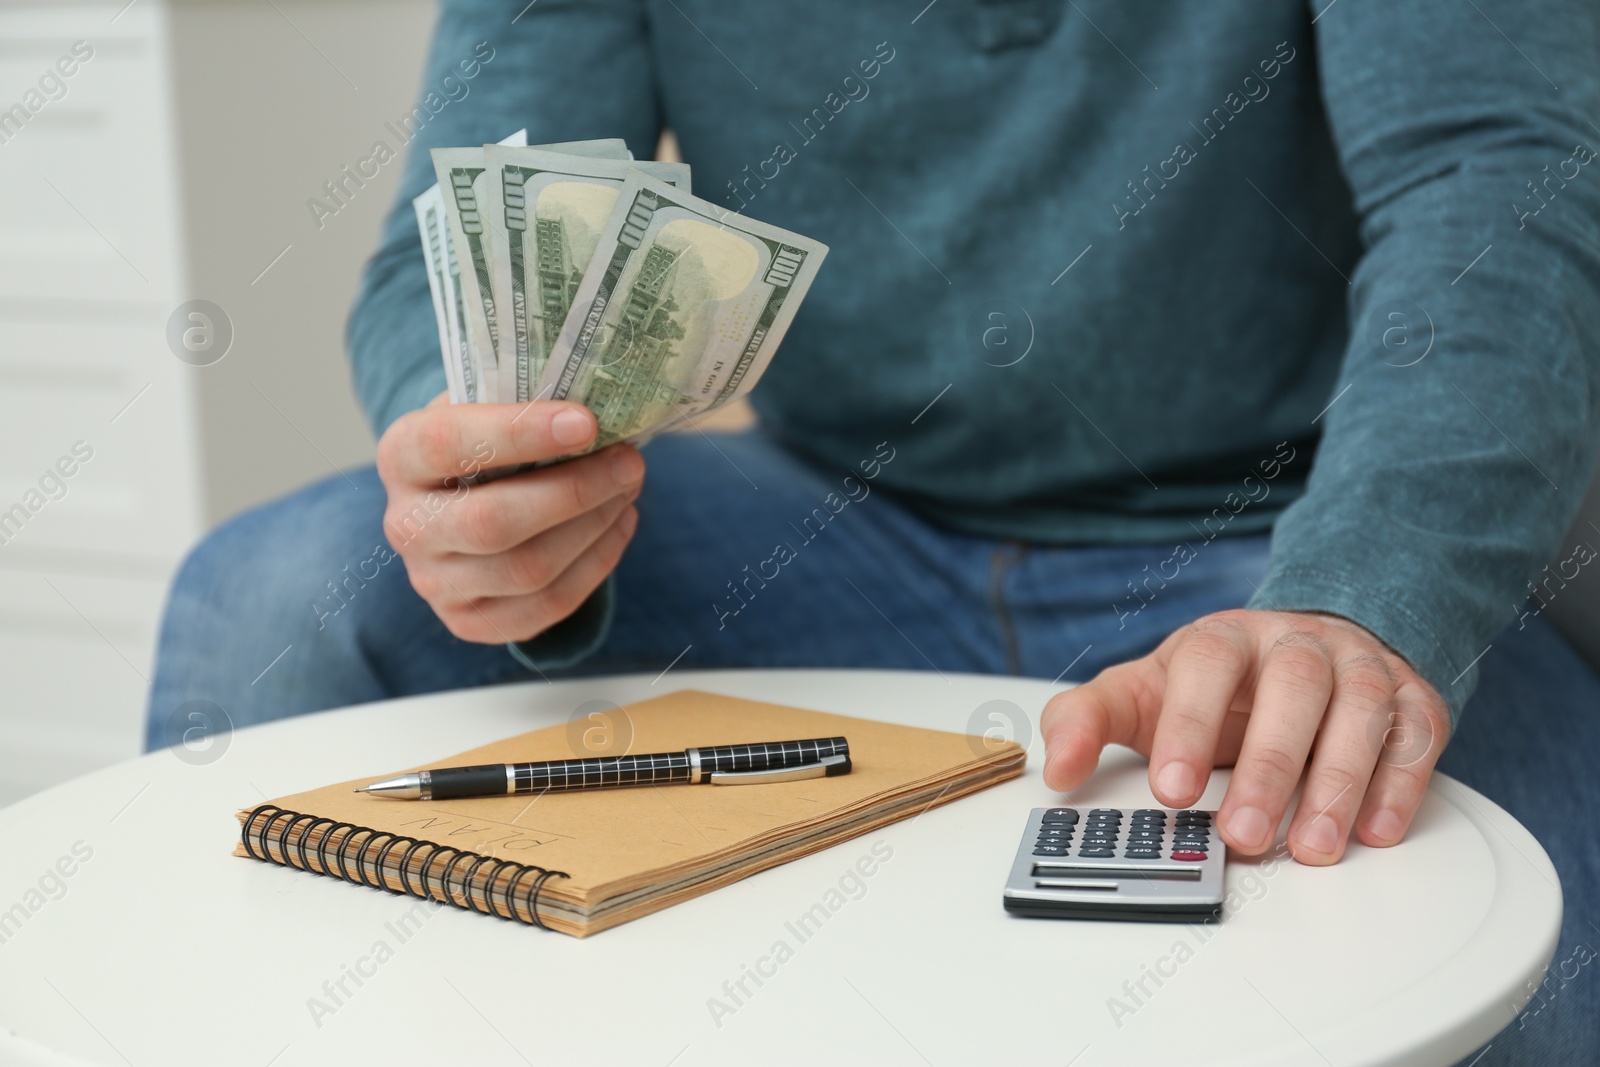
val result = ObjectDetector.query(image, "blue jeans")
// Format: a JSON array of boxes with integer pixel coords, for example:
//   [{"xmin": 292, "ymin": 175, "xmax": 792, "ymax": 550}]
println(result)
[{"xmin": 149, "ymin": 431, "xmax": 1598, "ymax": 1065}]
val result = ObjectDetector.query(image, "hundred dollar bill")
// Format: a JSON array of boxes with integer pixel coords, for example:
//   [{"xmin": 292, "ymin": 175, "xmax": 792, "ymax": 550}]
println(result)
[
  {"xmin": 430, "ymin": 137, "xmax": 632, "ymax": 403},
  {"xmin": 424, "ymin": 131, "xmax": 528, "ymax": 402},
  {"xmin": 539, "ymin": 172, "xmax": 827, "ymax": 449},
  {"xmin": 413, "ymin": 183, "xmax": 474, "ymax": 402},
  {"xmin": 429, "ymin": 152, "xmax": 505, "ymax": 401},
  {"xmin": 481, "ymin": 148, "xmax": 691, "ymax": 405}
]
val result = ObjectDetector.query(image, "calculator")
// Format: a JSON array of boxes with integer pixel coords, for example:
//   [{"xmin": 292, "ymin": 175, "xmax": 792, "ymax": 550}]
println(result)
[{"xmin": 1003, "ymin": 807, "xmax": 1226, "ymax": 922}]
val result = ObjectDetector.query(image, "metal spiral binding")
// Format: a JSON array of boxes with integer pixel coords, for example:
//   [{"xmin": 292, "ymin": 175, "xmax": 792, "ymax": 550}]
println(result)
[{"xmin": 241, "ymin": 804, "xmax": 570, "ymax": 930}]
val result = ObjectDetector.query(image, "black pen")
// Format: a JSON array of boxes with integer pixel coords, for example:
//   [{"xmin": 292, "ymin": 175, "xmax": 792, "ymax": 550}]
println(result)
[{"xmin": 355, "ymin": 736, "xmax": 852, "ymax": 800}]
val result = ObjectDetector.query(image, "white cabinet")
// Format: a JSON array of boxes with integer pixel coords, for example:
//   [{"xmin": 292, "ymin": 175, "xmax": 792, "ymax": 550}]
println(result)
[{"xmin": 0, "ymin": 1, "xmax": 200, "ymax": 805}]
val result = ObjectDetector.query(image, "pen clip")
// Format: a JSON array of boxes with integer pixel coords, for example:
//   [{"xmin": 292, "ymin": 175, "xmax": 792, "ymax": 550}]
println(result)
[{"xmin": 709, "ymin": 753, "xmax": 849, "ymax": 786}]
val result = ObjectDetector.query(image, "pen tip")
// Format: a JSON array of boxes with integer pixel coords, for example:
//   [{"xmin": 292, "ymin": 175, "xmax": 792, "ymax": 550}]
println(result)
[{"xmin": 352, "ymin": 787, "xmax": 366, "ymax": 793}]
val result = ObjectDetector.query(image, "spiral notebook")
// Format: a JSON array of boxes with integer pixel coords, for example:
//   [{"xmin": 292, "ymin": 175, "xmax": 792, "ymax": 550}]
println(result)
[{"xmin": 235, "ymin": 689, "xmax": 1026, "ymax": 937}]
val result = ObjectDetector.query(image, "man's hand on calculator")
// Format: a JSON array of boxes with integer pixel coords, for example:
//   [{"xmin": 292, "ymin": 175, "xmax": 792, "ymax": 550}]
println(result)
[{"xmin": 1039, "ymin": 608, "xmax": 1453, "ymax": 866}]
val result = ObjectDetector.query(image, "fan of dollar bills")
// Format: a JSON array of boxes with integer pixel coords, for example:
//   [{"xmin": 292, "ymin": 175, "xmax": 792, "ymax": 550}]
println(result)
[{"xmin": 414, "ymin": 131, "xmax": 828, "ymax": 452}]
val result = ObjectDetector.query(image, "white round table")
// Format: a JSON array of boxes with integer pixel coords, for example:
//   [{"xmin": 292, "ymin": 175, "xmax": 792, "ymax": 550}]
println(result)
[{"xmin": 0, "ymin": 670, "xmax": 1560, "ymax": 1066}]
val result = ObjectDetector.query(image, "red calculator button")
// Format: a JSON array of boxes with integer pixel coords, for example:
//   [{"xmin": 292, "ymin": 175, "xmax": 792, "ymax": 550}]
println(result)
[{"xmin": 1170, "ymin": 850, "xmax": 1207, "ymax": 862}]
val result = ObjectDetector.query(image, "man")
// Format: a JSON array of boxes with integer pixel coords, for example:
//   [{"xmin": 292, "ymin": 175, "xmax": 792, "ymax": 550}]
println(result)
[{"xmin": 151, "ymin": 1, "xmax": 1599, "ymax": 1060}]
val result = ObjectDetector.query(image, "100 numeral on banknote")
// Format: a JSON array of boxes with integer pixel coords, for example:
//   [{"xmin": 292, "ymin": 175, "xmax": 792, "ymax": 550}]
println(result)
[{"xmin": 448, "ymin": 167, "xmax": 498, "ymax": 355}]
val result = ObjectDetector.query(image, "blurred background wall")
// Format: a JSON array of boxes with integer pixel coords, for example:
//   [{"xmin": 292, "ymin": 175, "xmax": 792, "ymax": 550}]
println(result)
[{"xmin": 168, "ymin": 0, "xmax": 433, "ymax": 523}]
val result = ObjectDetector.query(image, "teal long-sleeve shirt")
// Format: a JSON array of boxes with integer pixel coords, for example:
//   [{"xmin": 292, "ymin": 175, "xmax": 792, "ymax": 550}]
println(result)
[{"xmin": 348, "ymin": 0, "xmax": 1600, "ymax": 727}]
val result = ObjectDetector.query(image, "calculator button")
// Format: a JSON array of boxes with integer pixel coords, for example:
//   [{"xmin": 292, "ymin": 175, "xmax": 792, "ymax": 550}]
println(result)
[
  {"xmin": 1088, "ymin": 808, "xmax": 1121, "ymax": 817},
  {"xmin": 1034, "ymin": 846, "xmax": 1069, "ymax": 856},
  {"xmin": 1170, "ymin": 850, "xmax": 1208, "ymax": 862},
  {"xmin": 1178, "ymin": 810, "xmax": 1212, "ymax": 821},
  {"xmin": 1123, "ymin": 848, "xmax": 1160, "ymax": 860},
  {"xmin": 1043, "ymin": 808, "xmax": 1080, "ymax": 822},
  {"xmin": 1077, "ymin": 847, "xmax": 1116, "ymax": 857}
]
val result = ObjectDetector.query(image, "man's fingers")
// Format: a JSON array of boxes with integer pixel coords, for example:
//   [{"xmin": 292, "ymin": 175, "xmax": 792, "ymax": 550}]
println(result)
[
  {"xmin": 1281, "ymin": 653, "xmax": 1394, "ymax": 864},
  {"xmin": 1353, "ymin": 680, "xmax": 1449, "ymax": 848},
  {"xmin": 1147, "ymin": 619, "xmax": 1253, "ymax": 809},
  {"xmin": 400, "ymin": 445, "xmax": 643, "ymax": 555},
  {"xmin": 1041, "ymin": 607, "xmax": 1448, "ymax": 867},
  {"xmin": 1041, "ymin": 661, "xmax": 1158, "ymax": 792},
  {"xmin": 379, "ymin": 400, "xmax": 599, "ymax": 485},
  {"xmin": 434, "ymin": 504, "xmax": 639, "ymax": 644},
  {"xmin": 424, "ymin": 492, "xmax": 637, "ymax": 601},
  {"xmin": 1214, "ymin": 632, "xmax": 1332, "ymax": 854}
]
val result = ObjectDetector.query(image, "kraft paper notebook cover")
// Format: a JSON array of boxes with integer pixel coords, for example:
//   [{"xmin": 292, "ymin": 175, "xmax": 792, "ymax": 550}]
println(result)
[{"xmin": 236, "ymin": 689, "xmax": 1025, "ymax": 937}]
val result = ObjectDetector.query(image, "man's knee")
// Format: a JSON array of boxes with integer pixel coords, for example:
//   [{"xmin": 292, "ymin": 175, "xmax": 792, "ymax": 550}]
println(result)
[
  {"xmin": 150, "ymin": 468, "xmax": 396, "ymax": 742},
  {"xmin": 166, "ymin": 468, "xmax": 389, "ymax": 630}
]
